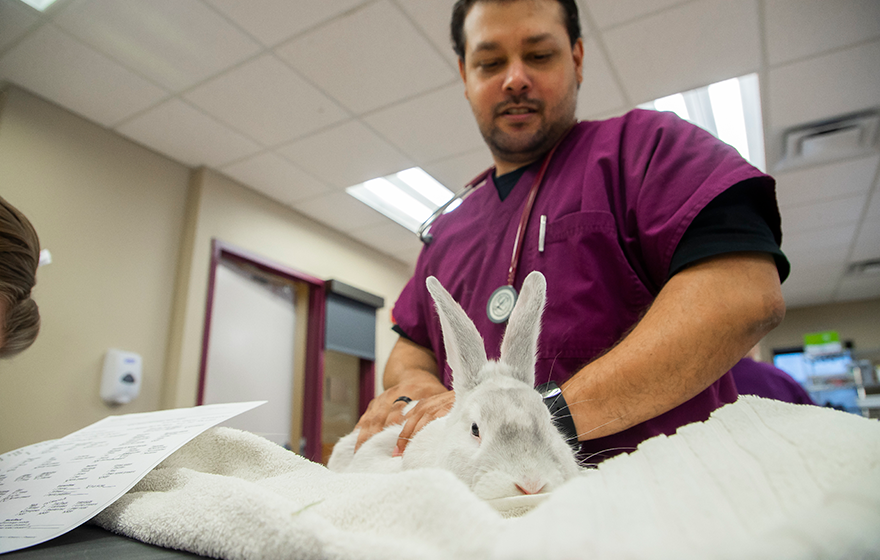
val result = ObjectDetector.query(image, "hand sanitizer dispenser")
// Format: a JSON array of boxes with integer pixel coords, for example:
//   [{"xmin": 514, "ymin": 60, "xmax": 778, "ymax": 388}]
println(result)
[{"xmin": 101, "ymin": 349, "xmax": 142, "ymax": 405}]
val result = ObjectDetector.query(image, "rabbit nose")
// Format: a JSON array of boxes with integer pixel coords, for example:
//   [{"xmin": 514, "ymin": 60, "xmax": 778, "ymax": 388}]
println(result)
[{"xmin": 515, "ymin": 482, "xmax": 546, "ymax": 495}]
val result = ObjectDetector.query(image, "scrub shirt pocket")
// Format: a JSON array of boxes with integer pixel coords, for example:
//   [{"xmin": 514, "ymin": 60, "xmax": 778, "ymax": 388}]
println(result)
[{"xmin": 523, "ymin": 211, "xmax": 655, "ymax": 381}]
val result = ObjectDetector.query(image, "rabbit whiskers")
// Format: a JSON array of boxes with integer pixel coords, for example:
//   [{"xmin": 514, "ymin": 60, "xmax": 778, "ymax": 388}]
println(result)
[
  {"xmin": 578, "ymin": 447, "xmax": 637, "ymax": 468},
  {"xmin": 548, "ymin": 385, "xmax": 634, "ymax": 466}
]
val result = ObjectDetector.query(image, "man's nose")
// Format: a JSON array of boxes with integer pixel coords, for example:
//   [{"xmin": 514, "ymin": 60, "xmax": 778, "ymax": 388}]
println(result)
[{"xmin": 503, "ymin": 59, "xmax": 531, "ymax": 94}]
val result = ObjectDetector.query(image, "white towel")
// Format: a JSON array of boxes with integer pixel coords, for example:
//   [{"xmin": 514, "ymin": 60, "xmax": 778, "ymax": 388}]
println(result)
[{"xmin": 93, "ymin": 397, "xmax": 880, "ymax": 559}]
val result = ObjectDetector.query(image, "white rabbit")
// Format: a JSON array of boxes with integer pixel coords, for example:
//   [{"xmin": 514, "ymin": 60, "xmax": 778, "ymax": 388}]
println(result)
[{"xmin": 327, "ymin": 271, "xmax": 582, "ymax": 500}]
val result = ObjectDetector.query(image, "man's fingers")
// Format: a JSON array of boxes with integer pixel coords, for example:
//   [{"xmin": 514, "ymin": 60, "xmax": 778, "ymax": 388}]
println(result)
[
  {"xmin": 395, "ymin": 391, "xmax": 455, "ymax": 454},
  {"xmin": 383, "ymin": 399, "xmax": 409, "ymax": 427},
  {"xmin": 354, "ymin": 394, "xmax": 410, "ymax": 451}
]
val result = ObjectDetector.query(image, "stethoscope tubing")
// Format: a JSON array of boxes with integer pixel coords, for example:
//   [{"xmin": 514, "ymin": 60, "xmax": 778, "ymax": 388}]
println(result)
[
  {"xmin": 417, "ymin": 126, "xmax": 572, "ymax": 288},
  {"xmin": 417, "ymin": 167, "xmax": 493, "ymax": 244}
]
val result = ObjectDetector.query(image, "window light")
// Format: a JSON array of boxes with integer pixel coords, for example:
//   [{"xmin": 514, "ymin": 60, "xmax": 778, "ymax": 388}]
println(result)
[
  {"xmin": 18, "ymin": 0, "xmax": 60, "ymax": 11},
  {"xmin": 639, "ymin": 73, "xmax": 765, "ymax": 171},
  {"xmin": 347, "ymin": 168, "xmax": 456, "ymax": 233}
]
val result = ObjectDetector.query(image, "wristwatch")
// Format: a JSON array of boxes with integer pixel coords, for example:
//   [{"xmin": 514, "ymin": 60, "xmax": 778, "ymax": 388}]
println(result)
[{"xmin": 536, "ymin": 382, "xmax": 579, "ymax": 448}]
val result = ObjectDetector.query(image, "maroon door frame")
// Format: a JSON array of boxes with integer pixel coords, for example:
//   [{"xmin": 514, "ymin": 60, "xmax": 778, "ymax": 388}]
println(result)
[
  {"xmin": 359, "ymin": 359, "xmax": 375, "ymax": 417},
  {"xmin": 197, "ymin": 239, "xmax": 327, "ymax": 462}
]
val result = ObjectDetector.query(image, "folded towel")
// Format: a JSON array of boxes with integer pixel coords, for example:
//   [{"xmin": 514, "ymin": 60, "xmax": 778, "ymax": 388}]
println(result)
[{"xmin": 93, "ymin": 397, "xmax": 880, "ymax": 559}]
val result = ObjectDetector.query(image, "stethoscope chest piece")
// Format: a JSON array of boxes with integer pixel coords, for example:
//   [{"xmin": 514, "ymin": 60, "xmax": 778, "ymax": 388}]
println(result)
[{"xmin": 486, "ymin": 285, "xmax": 517, "ymax": 324}]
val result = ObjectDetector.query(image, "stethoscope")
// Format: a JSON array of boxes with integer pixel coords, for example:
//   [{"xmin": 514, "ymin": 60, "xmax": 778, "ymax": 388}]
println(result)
[{"xmin": 416, "ymin": 130, "xmax": 568, "ymax": 323}]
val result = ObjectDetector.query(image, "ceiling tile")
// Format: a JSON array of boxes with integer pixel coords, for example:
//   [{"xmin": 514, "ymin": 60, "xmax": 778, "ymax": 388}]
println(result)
[
  {"xmin": 0, "ymin": 24, "xmax": 167, "ymax": 127},
  {"xmin": 204, "ymin": 0, "xmax": 369, "ymax": 47},
  {"xmin": 781, "ymin": 272, "xmax": 837, "ymax": 309},
  {"xmin": 0, "ymin": 0, "xmax": 41, "ymax": 53},
  {"xmin": 850, "ymin": 219, "xmax": 880, "ymax": 262},
  {"xmin": 394, "ymin": 0, "xmax": 460, "ymax": 69},
  {"xmin": 835, "ymin": 273, "xmax": 880, "ymax": 303},
  {"xmin": 363, "ymin": 82, "xmax": 482, "ymax": 165},
  {"xmin": 582, "ymin": 0, "xmax": 688, "ymax": 30},
  {"xmin": 116, "ymin": 98, "xmax": 261, "ymax": 168},
  {"xmin": 275, "ymin": 0, "xmax": 456, "ymax": 114},
  {"xmin": 784, "ymin": 242, "xmax": 850, "ymax": 270},
  {"xmin": 601, "ymin": 0, "xmax": 760, "ymax": 104},
  {"xmin": 53, "ymin": 0, "xmax": 262, "ymax": 91},
  {"xmin": 782, "ymin": 223, "xmax": 858, "ymax": 254},
  {"xmin": 767, "ymin": 40, "xmax": 880, "ymax": 132},
  {"xmin": 774, "ymin": 155, "xmax": 880, "ymax": 208},
  {"xmin": 779, "ymin": 194, "xmax": 867, "ymax": 235},
  {"xmin": 576, "ymin": 36, "xmax": 626, "ymax": 118},
  {"xmin": 350, "ymin": 221, "xmax": 423, "ymax": 257},
  {"xmin": 781, "ymin": 242, "xmax": 848, "ymax": 308},
  {"xmin": 277, "ymin": 120, "xmax": 413, "ymax": 189},
  {"xmin": 866, "ymin": 185, "xmax": 880, "ymax": 219},
  {"xmin": 422, "ymin": 147, "xmax": 494, "ymax": 194},
  {"xmin": 184, "ymin": 54, "xmax": 349, "ymax": 147},
  {"xmin": 764, "ymin": 0, "xmax": 880, "ymax": 66},
  {"xmin": 293, "ymin": 191, "xmax": 387, "ymax": 233},
  {"xmin": 221, "ymin": 152, "xmax": 332, "ymax": 205}
]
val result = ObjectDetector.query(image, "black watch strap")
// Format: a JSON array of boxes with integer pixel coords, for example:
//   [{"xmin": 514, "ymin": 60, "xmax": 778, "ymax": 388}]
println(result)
[{"xmin": 536, "ymin": 382, "xmax": 579, "ymax": 449}]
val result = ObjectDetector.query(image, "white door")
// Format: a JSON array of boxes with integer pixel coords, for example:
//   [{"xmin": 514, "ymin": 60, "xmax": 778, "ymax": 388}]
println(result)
[{"xmin": 203, "ymin": 259, "xmax": 296, "ymax": 448}]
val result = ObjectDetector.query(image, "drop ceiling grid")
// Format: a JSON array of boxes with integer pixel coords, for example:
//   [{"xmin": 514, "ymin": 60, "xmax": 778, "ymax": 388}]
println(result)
[
  {"xmin": 0, "ymin": 0, "xmax": 877, "ymax": 303},
  {"xmin": 115, "ymin": 98, "xmax": 263, "ymax": 168},
  {"xmin": 0, "ymin": 23, "xmax": 169, "ymax": 127},
  {"xmin": 51, "ymin": 0, "xmax": 264, "ymax": 92}
]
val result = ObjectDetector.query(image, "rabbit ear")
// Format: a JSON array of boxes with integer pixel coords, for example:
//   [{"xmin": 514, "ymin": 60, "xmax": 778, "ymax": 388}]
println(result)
[
  {"xmin": 499, "ymin": 271, "xmax": 546, "ymax": 387},
  {"xmin": 426, "ymin": 276, "xmax": 488, "ymax": 395}
]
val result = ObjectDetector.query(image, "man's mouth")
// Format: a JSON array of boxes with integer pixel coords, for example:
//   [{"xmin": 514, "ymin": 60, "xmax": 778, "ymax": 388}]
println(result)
[
  {"xmin": 500, "ymin": 106, "xmax": 537, "ymax": 116},
  {"xmin": 496, "ymin": 101, "xmax": 540, "ymax": 118}
]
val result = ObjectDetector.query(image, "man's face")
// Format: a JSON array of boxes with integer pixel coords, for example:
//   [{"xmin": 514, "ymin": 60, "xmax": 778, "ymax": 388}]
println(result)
[{"xmin": 458, "ymin": 0, "xmax": 583, "ymax": 174}]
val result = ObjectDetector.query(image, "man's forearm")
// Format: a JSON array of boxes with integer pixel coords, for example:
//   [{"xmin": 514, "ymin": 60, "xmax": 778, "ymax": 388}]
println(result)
[
  {"xmin": 382, "ymin": 337, "xmax": 444, "ymax": 394},
  {"xmin": 354, "ymin": 337, "xmax": 445, "ymax": 449},
  {"xmin": 562, "ymin": 252, "xmax": 785, "ymax": 441}
]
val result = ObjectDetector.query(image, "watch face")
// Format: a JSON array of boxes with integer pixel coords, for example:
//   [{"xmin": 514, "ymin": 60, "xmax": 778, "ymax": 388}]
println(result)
[{"xmin": 542, "ymin": 386, "xmax": 562, "ymax": 400}]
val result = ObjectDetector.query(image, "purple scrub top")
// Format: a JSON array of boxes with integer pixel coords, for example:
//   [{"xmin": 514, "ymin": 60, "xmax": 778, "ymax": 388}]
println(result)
[{"xmin": 393, "ymin": 109, "xmax": 780, "ymax": 463}]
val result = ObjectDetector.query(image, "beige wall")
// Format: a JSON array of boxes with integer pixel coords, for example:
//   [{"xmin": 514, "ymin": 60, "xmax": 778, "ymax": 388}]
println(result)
[
  {"xmin": 0, "ymin": 87, "xmax": 413, "ymax": 453},
  {"xmin": 759, "ymin": 297, "xmax": 880, "ymax": 362},
  {"xmin": 164, "ymin": 167, "xmax": 412, "ymax": 409},
  {"xmin": 0, "ymin": 87, "xmax": 190, "ymax": 452}
]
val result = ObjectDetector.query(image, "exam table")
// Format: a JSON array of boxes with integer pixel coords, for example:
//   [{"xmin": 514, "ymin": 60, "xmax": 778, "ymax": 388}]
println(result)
[{"xmin": 5, "ymin": 525, "xmax": 203, "ymax": 559}]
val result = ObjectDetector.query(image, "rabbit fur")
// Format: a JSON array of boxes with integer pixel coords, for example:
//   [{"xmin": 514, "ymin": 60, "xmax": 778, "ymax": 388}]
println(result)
[{"xmin": 327, "ymin": 271, "xmax": 582, "ymax": 500}]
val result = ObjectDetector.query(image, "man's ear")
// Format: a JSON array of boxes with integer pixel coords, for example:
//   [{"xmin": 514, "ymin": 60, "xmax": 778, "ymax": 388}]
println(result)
[
  {"xmin": 572, "ymin": 38, "xmax": 584, "ymax": 86},
  {"xmin": 458, "ymin": 57, "xmax": 469, "ymax": 100}
]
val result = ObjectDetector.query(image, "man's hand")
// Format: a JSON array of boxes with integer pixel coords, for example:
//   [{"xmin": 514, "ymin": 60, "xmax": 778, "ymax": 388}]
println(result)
[
  {"xmin": 393, "ymin": 390, "xmax": 455, "ymax": 456},
  {"xmin": 353, "ymin": 381, "xmax": 446, "ymax": 450},
  {"xmin": 353, "ymin": 337, "xmax": 446, "ymax": 451}
]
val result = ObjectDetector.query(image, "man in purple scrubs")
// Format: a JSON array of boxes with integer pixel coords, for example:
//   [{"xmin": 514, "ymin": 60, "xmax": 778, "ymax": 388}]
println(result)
[{"xmin": 354, "ymin": 0, "xmax": 789, "ymax": 465}]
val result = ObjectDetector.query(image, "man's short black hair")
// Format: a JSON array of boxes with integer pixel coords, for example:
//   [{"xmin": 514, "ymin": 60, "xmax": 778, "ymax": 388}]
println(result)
[{"xmin": 451, "ymin": 0, "xmax": 582, "ymax": 62}]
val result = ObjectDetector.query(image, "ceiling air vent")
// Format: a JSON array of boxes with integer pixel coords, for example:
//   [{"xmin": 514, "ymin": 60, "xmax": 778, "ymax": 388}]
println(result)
[
  {"xmin": 846, "ymin": 259, "xmax": 880, "ymax": 277},
  {"xmin": 780, "ymin": 111, "xmax": 879, "ymax": 169}
]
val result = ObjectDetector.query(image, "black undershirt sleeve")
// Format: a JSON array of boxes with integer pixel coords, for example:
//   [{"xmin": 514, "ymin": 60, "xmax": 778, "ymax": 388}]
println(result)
[
  {"xmin": 668, "ymin": 180, "xmax": 790, "ymax": 281},
  {"xmin": 392, "ymin": 323, "xmax": 414, "ymax": 342}
]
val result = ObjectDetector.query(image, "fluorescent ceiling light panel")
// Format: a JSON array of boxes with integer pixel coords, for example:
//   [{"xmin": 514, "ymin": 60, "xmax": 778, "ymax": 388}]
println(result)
[
  {"xmin": 347, "ymin": 167, "xmax": 455, "ymax": 233},
  {"xmin": 653, "ymin": 93, "xmax": 690, "ymax": 122},
  {"xmin": 708, "ymin": 78, "xmax": 750, "ymax": 162},
  {"xmin": 18, "ymin": 0, "xmax": 60, "ymax": 11},
  {"xmin": 639, "ymin": 73, "xmax": 765, "ymax": 171}
]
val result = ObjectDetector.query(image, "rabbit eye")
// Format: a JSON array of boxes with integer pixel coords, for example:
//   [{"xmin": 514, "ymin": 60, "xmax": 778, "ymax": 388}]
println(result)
[{"xmin": 471, "ymin": 422, "xmax": 480, "ymax": 438}]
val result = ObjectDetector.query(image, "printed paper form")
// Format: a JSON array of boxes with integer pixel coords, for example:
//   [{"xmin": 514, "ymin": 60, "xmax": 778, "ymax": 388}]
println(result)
[{"xmin": 0, "ymin": 401, "xmax": 265, "ymax": 555}]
